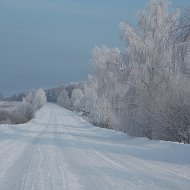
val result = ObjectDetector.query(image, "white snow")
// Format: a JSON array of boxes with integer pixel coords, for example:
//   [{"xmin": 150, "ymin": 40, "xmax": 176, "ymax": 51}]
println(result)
[
  {"xmin": 0, "ymin": 101, "xmax": 23, "ymax": 111},
  {"xmin": 0, "ymin": 103, "xmax": 190, "ymax": 190}
]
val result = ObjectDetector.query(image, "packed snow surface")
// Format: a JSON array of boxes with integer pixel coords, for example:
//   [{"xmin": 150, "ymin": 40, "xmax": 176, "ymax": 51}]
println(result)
[{"xmin": 0, "ymin": 103, "xmax": 190, "ymax": 190}]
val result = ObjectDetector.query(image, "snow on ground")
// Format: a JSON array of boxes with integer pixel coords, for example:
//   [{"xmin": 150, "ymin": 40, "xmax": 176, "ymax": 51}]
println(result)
[
  {"xmin": 0, "ymin": 103, "xmax": 190, "ymax": 190},
  {"xmin": 0, "ymin": 101, "xmax": 23, "ymax": 111}
]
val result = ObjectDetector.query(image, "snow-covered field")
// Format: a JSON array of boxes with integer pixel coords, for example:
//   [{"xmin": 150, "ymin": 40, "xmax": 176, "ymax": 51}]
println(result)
[
  {"xmin": 0, "ymin": 101, "xmax": 23, "ymax": 111},
  {"xmin": 0, "ymin": 103, "xmax": 190, "ymax": 190}
]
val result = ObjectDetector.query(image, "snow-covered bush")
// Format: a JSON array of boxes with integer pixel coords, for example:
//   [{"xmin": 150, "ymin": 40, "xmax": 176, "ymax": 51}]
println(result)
[{"xmin": 0, "ymin": 101, "xmax": 37, "ymax": 125}]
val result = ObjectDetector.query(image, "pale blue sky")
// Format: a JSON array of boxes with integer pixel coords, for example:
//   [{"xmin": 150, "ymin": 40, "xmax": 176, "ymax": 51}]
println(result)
[{"xmin": 0, "ymin": 0, "xmax": 189, "ymax": 95}]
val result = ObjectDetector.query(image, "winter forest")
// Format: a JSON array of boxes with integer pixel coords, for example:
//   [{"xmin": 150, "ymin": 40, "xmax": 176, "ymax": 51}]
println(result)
[{"xmin": 54, "ymin": 0, "xmax": 190, "ymax": 143}]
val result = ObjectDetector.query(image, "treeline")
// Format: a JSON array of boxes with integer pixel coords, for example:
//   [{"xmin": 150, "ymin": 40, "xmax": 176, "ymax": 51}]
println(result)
[
  {"xmin": 56, "ymin": 0, "xmax": 190, "ymax": 143},
  {"xmin": 46, "ymin": 82, "xmax": 84, "ymax": 103}
]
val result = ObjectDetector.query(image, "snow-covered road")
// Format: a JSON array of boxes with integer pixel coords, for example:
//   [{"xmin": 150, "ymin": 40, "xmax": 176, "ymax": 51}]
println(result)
[{"xmin": 0, "ymin": 103, "xmax": 190, "ymax": 190}]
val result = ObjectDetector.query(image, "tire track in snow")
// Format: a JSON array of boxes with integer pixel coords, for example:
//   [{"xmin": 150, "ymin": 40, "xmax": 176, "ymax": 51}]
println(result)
[
  {"xmin": 58, "ymin": 109, "xmax": 190, "ymax": 190},
  {"xmin": 55, "ymin": 112, "xmax": 130, "ymax": 189},
  {"xmin": 0, "ymin": 123, "xmax": 43, "ymax": 183},
  {"xmin": 57, "ymin": 112, "xmax": 162, "ymax": 189},
  {"xmin": 20, "ymin": 110, "xmax": 53, "ymax": 190},
  {"xmin": 51, "ymin": 111, "xmax": 83, "ymax": 190},
  {"xmin": 0, "ymin": 110, "xmax": 52, "ymax": 190}
]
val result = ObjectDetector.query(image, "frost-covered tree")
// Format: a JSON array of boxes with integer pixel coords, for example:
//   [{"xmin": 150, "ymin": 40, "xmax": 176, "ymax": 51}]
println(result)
[
  {"xmin": 161, "ymin": 7, "xmax": 190, "ymax": 143},
  {"xmin": 34, "ymin": 88, "xmax": 47, "ymax": 109},
  {"xmin": 81, "ymin": 46, "xmax": 121, "ymax": 128},
  {"xmin": 71, "ymin": 89, "xmax": 83, "ymax": 111},
  {"xmin": 57, "ymin": 89, "xmax": 71, "ymax": 110},
  {"xmin": 120, "ymin": 0, "xmax": 178, "ymax": 139},
  {"xmin": 23, "ymin": 88, "xmax": 47, "ymax": 119},
  {"xmin": 118, "ymin": 0, "xmax": 190, "ymax": 142},
  {"xmin": 74, "ymin": 0, "xmax": 190, "ymax": 143}
]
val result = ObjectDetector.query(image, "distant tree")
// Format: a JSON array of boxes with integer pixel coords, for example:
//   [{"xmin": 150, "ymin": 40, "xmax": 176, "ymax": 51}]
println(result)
[
  {"xmin": 57, "ymin": 89, "xmax": 71, "ymax": 110},
  {"xmin": 71, "ymin": 89, "xmax": 83, "ymax": 111},
  {"xmin": 80, "ymin": 46, "xmax": 121, "ymax": 128},
  {"xmin": 23, "ymin": 88, "xmax": 47, "ymax": 118},
  {"xmin": 34, "ymin": 88, "xmax": 47, "ymax": 109}
]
